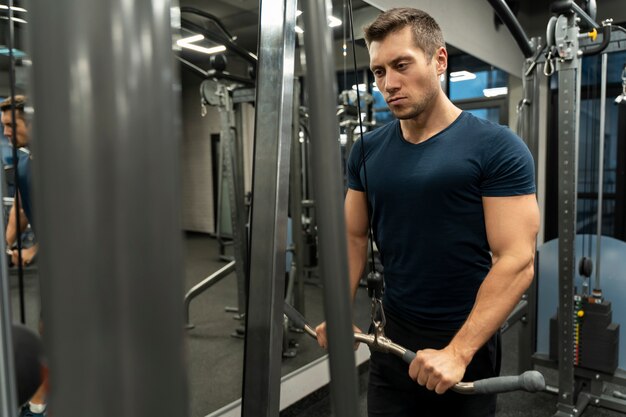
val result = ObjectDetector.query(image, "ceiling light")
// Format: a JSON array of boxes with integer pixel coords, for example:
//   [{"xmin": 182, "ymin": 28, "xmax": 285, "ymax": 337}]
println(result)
[
  {"xmin": 328, "ymin": 16, "xmax": 342, "ymax": 27},
  {"xmin": 0, "ymin": 5, "xmax": 27, "ymax": 12},
  {"xmin": 295, "ymin": 25, "xmax": 304, "ymax": 34},
  {"xmin": 181, "ymin": 43, "xmax": 227, "ymax": 55},
  {"xmin": 483, "ymin": 87, "xmax": 508, "ymax": 97},
  {"xmin": 177, "ymin": 34, "xmax": 204, "ymax": 45},
  {"xmin": 177, "ymin": 34, "xmax": 226, "ymax": 55},
  {"xmin": 295, "ymin": 11, "xmax": 342, "ymax": 28},
  {"xmin": 449, "ymin": 70, "xmax": 476, "ymax": 82}
]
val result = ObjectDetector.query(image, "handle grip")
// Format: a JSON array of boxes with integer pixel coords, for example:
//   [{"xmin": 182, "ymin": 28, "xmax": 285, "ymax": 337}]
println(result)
[{"xmin": 473, "ymin": 370, "xmax": 545, "ymax": 394}]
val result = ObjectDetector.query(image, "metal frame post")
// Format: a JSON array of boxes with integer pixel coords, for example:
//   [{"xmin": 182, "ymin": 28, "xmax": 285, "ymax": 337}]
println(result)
[
  {"xmin": 28, "ymin": 1, "xmax": 188, "ymax": 417},
  {"xmin": 554, "ymin": 12, "xmax": 580, "ymax": 417},
  {"xmin": 302, "ymin": 0, "xmax": 360, "ymax": 415},
  {"xmin": 289, "ymin": 80, "xmax": 306, "ymax": 315},
  {"xmin": 216, "ymin": 82, "xmax": 248, "ymax": 318},
  {"xmin": 594, "ymin": 52, "xmax": 608, "ymax": 292},
  {"xmin": 517, "ymin": 37, "xmax": 542, "ymax": 373},
  {"xmin": 0, "ymin": 163, "xmax": 17, "ymax": 417},
  {"xmin": 241, "ymin": 0, "xmax": 296, "ymax": 413}
]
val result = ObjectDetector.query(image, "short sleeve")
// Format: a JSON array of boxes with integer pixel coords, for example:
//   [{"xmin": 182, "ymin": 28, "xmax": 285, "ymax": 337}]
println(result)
[
  {"xmin": 347, "ymin": 138, "xmax": 365, "ymax": 191},
  {"xmin": 481, "ymin": 128, "xmax": 536, "ymax": 196}
]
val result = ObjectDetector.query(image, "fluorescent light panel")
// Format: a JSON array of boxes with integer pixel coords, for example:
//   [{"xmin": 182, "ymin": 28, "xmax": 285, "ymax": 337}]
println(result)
[
  {"xmin": 0, "ymin": 5, "xmax": 27, "ymax": 12},
  {"xmin": 328, "ymin": 16, "xmax": 342, "ymax": 27},
  {"xmin": 177, "ymin": 34, "xmax": 226, "ymax": 55},
  {"xmin": 0, "ymin": 15, "xmax": 26, "ymax": 23},
  {"xmin": 483, "ymin": 87, "xmax": 508, "ymax": 97},
  {"xmin": 181, "ymin": 43, "xmax": 226, "ymax": 55},
  {"xmin": 449, "ymin": 70, "xmax": 476, "ymax": 82},
  {"xmin": 295, "ymin": 11, "xmax": 342, "ymax": 32}
]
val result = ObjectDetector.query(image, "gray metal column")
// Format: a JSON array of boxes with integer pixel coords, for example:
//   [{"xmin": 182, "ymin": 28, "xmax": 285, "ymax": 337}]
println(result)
[
  {"xmin": 302, "ymin": 0, "xmax": 360, "ymax": 416},
  {"xmin": 0, "ymin": 162, "xmax": 16, "ymax": 417},
  {"xmin": 28, "ymin": 2, "xmax": 187, "ymax": 417},
  {"xmin": 554, "ymin": 13, "xmax": 580, "ymax": 417},
  {"xmin": 518, "ymin": 37, "xmax": 541, "ymax": 374},
  {"xmin": 289, "ymin": 80, "xmax": 306, "ymax": 314},
  {"xmin": 241, "ymin": 0, "xmax": 296, "ymax": 413}
]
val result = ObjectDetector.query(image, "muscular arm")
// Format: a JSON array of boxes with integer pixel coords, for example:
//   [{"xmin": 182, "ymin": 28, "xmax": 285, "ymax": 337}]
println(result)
[
  {"xmin": 410, "ymin": 193, "xmax": 540, "ymax": 393},
  {"xmin": 6, "ymin": 196, "xmax": 29, "ymax": 247},
  {"xmin": 345, "ymin": 189, "xmax": 370, "ymax": 302}
]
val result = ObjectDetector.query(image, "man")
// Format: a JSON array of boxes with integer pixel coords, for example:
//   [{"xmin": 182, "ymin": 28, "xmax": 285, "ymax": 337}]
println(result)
[
  {"xmin": 1, "ymin": 95, "xmax": 37, "ymax": 266},
  {"xmin": 316, "ymin": 8, "xmax": 539, "ymax": 417},
  {"xmin": 1, "ymin": 96, "xmax": 46, "ymax": 417}
]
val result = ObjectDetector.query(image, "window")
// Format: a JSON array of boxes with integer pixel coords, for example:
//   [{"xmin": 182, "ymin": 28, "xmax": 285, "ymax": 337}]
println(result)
[{"xmin": 448, "ymin": 53, "xmax": 509, "ymax": 125}]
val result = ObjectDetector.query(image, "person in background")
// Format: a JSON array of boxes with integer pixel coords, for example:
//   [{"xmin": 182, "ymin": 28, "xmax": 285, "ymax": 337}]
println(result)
[{"xmin": 1, "ymin": 95, "xmax": 46, "ymax": 417}]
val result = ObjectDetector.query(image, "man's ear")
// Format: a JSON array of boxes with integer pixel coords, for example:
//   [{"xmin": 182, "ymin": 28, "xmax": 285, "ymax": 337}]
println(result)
[{"xmin": 434, "ymin": 47, "xmax": 447, "ymax": 76}]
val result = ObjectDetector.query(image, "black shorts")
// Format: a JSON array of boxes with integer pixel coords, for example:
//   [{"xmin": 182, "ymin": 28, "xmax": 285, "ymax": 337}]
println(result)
[{"xmin": 367, "ymin": 310, "xmax": 501, "ymax": 417}]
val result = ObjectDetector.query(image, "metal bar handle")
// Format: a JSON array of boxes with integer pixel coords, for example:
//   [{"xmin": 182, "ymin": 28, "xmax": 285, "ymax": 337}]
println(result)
[{"xmin": 283, "ymin": 303, "xmax": 545, "ymax": 395}]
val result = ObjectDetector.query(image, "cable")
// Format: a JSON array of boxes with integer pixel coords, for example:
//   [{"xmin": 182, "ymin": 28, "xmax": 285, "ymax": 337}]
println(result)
[
  {"xmin": 611, "ymin": 25, "xmax": 626, "ymax": 35},
  {"xmin": 347, "ymin": 0, "xmax": 377, "ymax": 273}
]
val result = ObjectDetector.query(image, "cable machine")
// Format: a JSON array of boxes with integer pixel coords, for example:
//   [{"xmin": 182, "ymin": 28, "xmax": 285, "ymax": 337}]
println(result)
[{"xmin": 490, "ymin": 0, "xmax": 626, "ymax": 415}]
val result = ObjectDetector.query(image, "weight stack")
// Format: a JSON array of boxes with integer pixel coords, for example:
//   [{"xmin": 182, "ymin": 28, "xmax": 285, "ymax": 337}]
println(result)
[{"xmin": 549, "ymin": 297, "xmax": 620, "ymax": 374}]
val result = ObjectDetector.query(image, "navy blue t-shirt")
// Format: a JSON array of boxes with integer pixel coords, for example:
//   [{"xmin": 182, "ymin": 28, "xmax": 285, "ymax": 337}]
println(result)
[{"xmin": 347, "ymin": 112, "xmax": 536, "ymax": 329}]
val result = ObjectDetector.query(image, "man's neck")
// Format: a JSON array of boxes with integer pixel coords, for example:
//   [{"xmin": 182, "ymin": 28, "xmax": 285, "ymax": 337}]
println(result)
[{"xmin": 399, "ymin": 94, "xmax": 462, "ymax": 144}]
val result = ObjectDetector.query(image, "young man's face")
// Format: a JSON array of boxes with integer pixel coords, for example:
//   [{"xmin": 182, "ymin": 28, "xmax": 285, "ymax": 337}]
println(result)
[
  {"xmin": 369, "ymin": 26, "xmax": 447, "ymax": 120},
  {"xmin": 1, "ymin": 110, "xmax": 29, "ymax": 148}
]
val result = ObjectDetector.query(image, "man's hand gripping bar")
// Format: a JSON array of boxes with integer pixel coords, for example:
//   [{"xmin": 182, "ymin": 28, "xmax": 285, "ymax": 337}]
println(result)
[{"xmin": 283, "ymin": 302, "xmax": 545, "ymax": 395}]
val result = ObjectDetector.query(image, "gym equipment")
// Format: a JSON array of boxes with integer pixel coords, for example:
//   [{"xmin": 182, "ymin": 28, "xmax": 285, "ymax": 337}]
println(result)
[
  {"xmin": 283, "ymin": 302, "xmax": 546, "ymax": 395},
  {"xmin": 182, "ymin": 78, "xmax": 251, "ymax": 330},
  {"xmin": 488, "ymin": 1, "xmax": 626, "ymax": 415}
]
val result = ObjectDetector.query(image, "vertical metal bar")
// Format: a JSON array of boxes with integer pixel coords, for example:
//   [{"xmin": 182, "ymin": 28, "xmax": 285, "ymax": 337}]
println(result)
[
  {"xmin": 555, "ymin": 15, "xmax": 579, "ymax": 413},
  {"xmin": 302, "ymin": 0, "xmax": 360, "ymax": 416},
  {"xmin": 241, "ymin": 0, "xmax": 295, "ymax": 413},
  {"xmin": 0, "ymin": 168, "xmax": 17, "ymax": 417},
  {"xmin": 518, "ymin": 38, "xmax": 540, "ymax": 374},
  {"xmin": 28, "ymin": 2, "xmax": 188, "ymax": 417},
  {"xmin": 217, "ymin": 84, "xmax": 247, "ymax": 318},
  {"xmin": 289, "ymin": 80, "xmax": 306, "ymax": 314},
  {"xmin": 229, "ymin": 97, "xmax": 248, "ymax": 317},
  {"xmin": 594, "ymin": 53, "xmax": 607, "ymax": 291},
  {"xmin": 2, "ymin": 2, "xmax": 22, "ymax": 411}
]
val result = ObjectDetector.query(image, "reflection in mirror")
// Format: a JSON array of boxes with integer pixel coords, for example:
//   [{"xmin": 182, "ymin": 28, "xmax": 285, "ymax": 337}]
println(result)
[
  {"xmin": 176, "ymin": 1, "xmax": 374, "ymax": 416},
  {"xmin": 0, "ymin": 3, "xmax": 47, "ymax": 417}
]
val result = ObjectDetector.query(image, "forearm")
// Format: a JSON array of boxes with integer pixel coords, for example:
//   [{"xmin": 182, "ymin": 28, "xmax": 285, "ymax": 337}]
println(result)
[
  {"xmin": 5, "ymin": 205, "xmax": 17, "ymax": 246},
  {"xmin": 347, "ymin": 234, "xmax": 368, "ymax": 303},
  {"xmin": 6, "ymin": 204, "xmax": 29, "ymax": 247},
  {"xmin": 448, "ymin": 254, "xmax": 535, "ymax": 365}
]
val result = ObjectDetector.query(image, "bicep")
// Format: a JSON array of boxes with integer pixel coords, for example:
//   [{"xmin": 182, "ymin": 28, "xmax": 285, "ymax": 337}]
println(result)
[
  {"xmin": 344, "ymin": 189, "xmax": 369, "ymax": 238},
  {"xmin": 482, "ymin": 194, "xmax": 540, "ymax": 261}
]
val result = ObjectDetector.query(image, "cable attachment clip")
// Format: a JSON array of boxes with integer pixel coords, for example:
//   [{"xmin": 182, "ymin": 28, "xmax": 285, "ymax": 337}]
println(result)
[
  {"xmin": 544, "ymin": 49, "xmax": 555, "ymax": 76},
  {"xmin": 367, "ymin": 271, "xmax": 386, "ymax": 345}
]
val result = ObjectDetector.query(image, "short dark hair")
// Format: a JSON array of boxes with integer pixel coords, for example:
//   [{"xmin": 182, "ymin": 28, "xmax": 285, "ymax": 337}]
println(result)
[
  {"xmin": 0, "ymin": 95, "xmax": 27, "ymax": 116},
  {"xmin": 363, "ymin": 8, "xmax": 445, "ymax": 59}
]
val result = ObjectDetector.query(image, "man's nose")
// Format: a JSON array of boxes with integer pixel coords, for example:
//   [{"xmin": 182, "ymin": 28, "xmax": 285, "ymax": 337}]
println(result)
[{"xmin": 385, "ymin": 72, "xmax": 400, "ymax": 92}]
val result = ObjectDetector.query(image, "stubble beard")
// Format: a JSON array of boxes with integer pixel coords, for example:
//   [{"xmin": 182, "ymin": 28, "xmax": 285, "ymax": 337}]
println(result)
[{"xmin": 391, "ymin": 88, "xmax": 438, "ymax": 120}]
